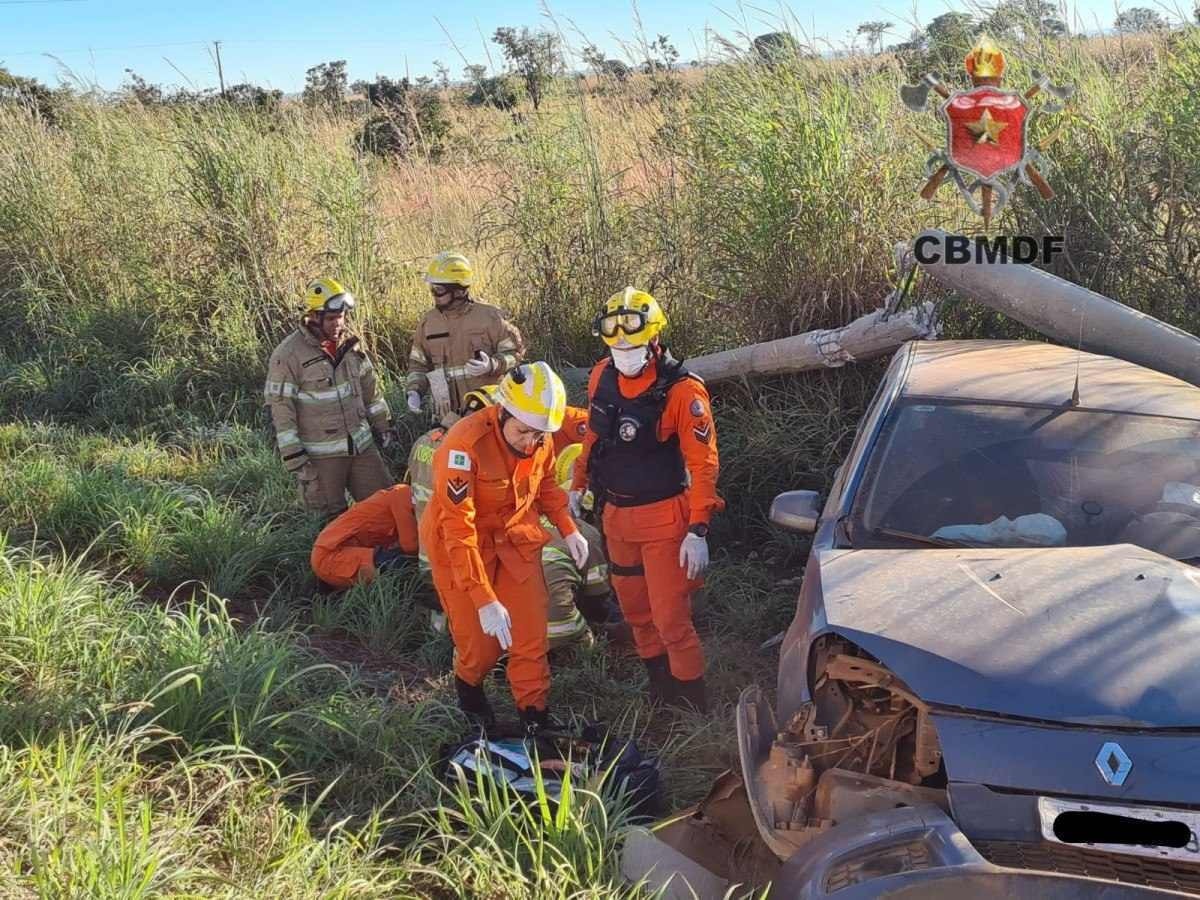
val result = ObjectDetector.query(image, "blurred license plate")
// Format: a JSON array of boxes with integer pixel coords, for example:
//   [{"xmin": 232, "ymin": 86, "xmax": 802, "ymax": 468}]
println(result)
[{"xmin": 1038, "ymin": 796, "xmax": 1200, "ymax": 863}]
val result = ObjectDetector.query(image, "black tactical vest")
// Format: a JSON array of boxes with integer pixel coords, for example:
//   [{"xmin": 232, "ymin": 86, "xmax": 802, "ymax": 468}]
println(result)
[{"xmin": 587, "ymin": 357, "xmax": 690, "ymax": 507}]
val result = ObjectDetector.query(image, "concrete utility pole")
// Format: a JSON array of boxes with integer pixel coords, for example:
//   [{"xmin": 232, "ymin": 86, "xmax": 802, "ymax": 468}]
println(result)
[
  {"xmin": 914, "ymin": 228, "xmax": 1200, "ymax": 388},
  {"xmin": 213, "ymin": 40, "xmax": 226, "ymax": 98}
]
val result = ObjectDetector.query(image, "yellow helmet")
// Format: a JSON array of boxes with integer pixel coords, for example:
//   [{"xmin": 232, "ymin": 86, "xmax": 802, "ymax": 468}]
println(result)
[
  {"xmin": 554, "ymin": 442, "xmax": 583, "ymax": 490},
  {"xmin": 461, "ymin": 384, "xmax": 499, "ymax": 415},
  {"xmin": 424, "ymin": 251, "xmax": 474, "ymax": 286},
  {"xmin": 303, "ymin": 277, "xmax": 355, "ymax": 315},
  {"xmin": 497, "ymin": 361, "xmax": 567, "ymax": 432},
  {"xmin": 592, "ymin": 286, "xmax": 666, "ymax": 347}
]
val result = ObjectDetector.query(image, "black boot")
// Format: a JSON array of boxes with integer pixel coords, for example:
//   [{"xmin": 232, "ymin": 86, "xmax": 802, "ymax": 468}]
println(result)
[
  {"xmin": 372, "ymin": 547, "xmax": 407, "ymax": 574},
  {"xmin": 519, "ymin": 706, "xmax": 554, "ymax": 737},
  {"xmin": 642, "ymin": 655, "xmax": 672, "ymax": 704},
  {"xmin": 671, "ymin": 675, "xmax": 708, "ymax": 713},
  {"xmin": 455, "ymin": 676, "xmax": 496, "ymax": 730}
]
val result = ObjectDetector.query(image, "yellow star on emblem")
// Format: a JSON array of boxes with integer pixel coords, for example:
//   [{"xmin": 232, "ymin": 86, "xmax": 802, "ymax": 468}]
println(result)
[{"xmin": 965, "ymin": 108, "xmax": 1008, "ymax": 145}]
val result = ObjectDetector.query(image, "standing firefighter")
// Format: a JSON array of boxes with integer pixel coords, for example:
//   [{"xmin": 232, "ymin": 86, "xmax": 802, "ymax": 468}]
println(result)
[
  {"xmin": 420, "ymin": 361, "xmax": 588, "ymax": 734},
  {"xmin": 409, "ymin": 387, "xmax": 615, "ymax": 646},
  {"xmin": 572, "ymin": 287, "xmax": 723, "ymax": 711},
  {"xmin": 404, "ymin": 251, "xmax": 525, "ymax": 425},
  {"xmin": 265, "ymin": 277, "xmax": 394, "ymax": 518}
]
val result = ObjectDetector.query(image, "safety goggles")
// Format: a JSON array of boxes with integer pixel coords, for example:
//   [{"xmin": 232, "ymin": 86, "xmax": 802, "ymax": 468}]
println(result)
[
  {"xmin": 323, "ymin": 292, "xmax": 355, "ymax": 312},
  {"xmin": 430, "ymin": 284, "xmax": 466, "ymax": 298},
  {"xmin": 592, "ymin": 308, "xmax": 648, "ymax": 339}
]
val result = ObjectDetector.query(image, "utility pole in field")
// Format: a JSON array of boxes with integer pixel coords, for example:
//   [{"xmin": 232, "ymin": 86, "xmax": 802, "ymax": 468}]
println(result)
[{"xmin": 213, "ymin": 40, "xmax": 226, "ymax": 97}]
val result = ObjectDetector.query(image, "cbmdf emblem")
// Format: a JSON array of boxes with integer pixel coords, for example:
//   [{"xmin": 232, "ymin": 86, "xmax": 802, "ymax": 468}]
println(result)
[{"xmin": 901, "ymin": 36, "xmax": 1074, "ymax": 227}]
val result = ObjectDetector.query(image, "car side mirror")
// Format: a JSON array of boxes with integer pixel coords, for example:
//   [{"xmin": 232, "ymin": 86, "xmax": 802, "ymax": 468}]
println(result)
[{"xmin": 770, "ymin": 490, "xmax": 821, "ymax": 535}]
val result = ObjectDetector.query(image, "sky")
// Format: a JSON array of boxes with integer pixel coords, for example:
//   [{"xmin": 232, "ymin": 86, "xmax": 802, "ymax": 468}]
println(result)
[{"xmin": 1, "ymin": 0, "xmax": 1149, "ymax": 94}]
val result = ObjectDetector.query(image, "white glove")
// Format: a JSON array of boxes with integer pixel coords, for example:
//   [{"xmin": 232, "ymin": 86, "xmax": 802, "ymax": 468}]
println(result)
[
  {"xmin": 478, "ymin": 600, "xmax": 512, "ymax": 650},
  {"xmin": 563, "ymin": 529, "xmax": 589, "ymax": 569},
  {"xmin": 568, "ymin": 489, "xmax": 584, "ymax": 518},
  {"xmin": 465, "ymin": 352, "xmax": 495, "ymax": 378},
  {"xmin": 679, "ymin": 532, "xmax": 709, "ymax": 579},
  {"xmin": 406, "ymin": 391, "xmax": 422, "ymax": 414}
]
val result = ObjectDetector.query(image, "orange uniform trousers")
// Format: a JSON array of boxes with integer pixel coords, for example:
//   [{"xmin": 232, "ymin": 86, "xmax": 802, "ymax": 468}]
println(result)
[
  {"xmin": 310, "ymin": 484, "xmax": 419, "ymax": 588},
  {"xmin": 603, "ymin": 491, "xmax": 704, "ymax": 681},
  {"xmin": 429, "ymin": 543, "xmax": 551, "ymax": 711}
]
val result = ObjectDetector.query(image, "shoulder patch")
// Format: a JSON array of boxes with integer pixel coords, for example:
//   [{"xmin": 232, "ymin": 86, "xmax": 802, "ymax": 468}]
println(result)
[
  {"xmin": 576, "ymin": 421, "xmax": 588, "ymax": 437},
  {"xmin": 447, "ymin": 477, "xmax": 470, "ymax": 504},
  {"xmin": 690, "ymin": 398, "xmax": 705, "ymax": 417},
  {"xmin": 448, "ymin": 449, "xmax": 472, "ymax": 472}
]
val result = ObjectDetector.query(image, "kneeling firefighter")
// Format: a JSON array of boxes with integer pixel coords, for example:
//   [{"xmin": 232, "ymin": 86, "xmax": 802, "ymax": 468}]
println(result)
[
  {"xmin": 420, "ymin": 361, "xmax": 588, "ymax": 733},
  {"xmin": 309, "ymin": 483, "xmax": 421, "ymax": 589},
  {"xmin": 571, "ymin": 287, "xmax": 723, "ymax": 711}
]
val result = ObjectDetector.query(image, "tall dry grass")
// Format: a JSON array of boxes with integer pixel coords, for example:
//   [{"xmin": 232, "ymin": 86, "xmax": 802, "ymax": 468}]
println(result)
[{"xmin": 2, "ymin": 25, "xmax": 1200, "ymax": 897}]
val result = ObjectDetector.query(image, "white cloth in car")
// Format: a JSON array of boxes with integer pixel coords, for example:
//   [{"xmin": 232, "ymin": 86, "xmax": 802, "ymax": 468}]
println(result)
[
  {"xmin": 1162, "ymin": 481, "xmax": 1200, "ymax": 509},
  {"xmin": 933, "ymin": 513, "xmax": 1068, "ymax": 547}
]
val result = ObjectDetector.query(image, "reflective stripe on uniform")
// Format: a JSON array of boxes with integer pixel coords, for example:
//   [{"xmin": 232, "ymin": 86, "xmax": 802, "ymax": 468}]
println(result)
[
  {"xmin": 303, "ymin": 422, "xmax": 373, "ymax": 457},
  {"xmin": 359, "ymin": 357, "xmax": 374, "ymax": 373},
  {"xmin": 367, "ymin": 398, "xmax": 389, "ymax": 417},
  {"xmin": 409, "ymin": 348, "xmax": 427, "ymax": 364},
  {"xmin": 585, "ymin": 564, "xmax": 608, "ymax": 585},
  {"xmin": 297, "ymin": 380, "xmax": 355, "ymax": 404},
  {"xmin": 302, "ymin": 434, "xmax": 351, "ymax": 456},
  {"xmin": 264, "ymin": 380, "xmax": 298, "ymax": 399},
  {"xmin": 351, "ymin": 422, "xmax": 373, "ymax": 453},
  {"xmin": 276, "ymin": 428, "xmax": 302, "ymax": 450},
  {"xmin": 548, "ymin": 610, "xmax": 587, "ymax": 637}
]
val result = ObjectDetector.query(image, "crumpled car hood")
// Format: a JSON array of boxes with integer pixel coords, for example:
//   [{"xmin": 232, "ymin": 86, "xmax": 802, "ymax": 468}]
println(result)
[{"xmin": 816, "ymin": 544, "xmax": 1200, "ymax": 727}]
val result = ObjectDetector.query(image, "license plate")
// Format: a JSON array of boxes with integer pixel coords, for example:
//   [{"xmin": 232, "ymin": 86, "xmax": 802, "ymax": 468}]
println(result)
[{"xmin": 1039, "ymin": 796, "xmax": 1200, "ymax": 863}]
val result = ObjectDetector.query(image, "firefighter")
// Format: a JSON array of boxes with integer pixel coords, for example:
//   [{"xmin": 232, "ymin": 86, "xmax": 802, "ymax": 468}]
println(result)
[
  {"xmin": 542, "ymin": 517, "xmax": 611, "ymax": 650},
  {"xmin": 571, "ymin": 287, "xmax": 723, "ymax": 711},
  {"xmin": 409, "ymin": 386, "xmax": 614, "ymax": 646},
  {"xmin": 265, "ymin": 277, "xmax": 394, "ymax": 518},
  {"xmin": 404, "ymin": 251, "xmax": 525, "ymax": 425},
  {"xmin": 420, "ymin": 361, "xmax": 587, "ymax": 734},
  {"xmin": 310, "ymin": 484, "xmax": 420, "ymax": 589}
]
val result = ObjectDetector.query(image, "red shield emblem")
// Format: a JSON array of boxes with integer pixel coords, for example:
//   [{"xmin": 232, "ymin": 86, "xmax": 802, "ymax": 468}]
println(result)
[{"xmin": 943, "ymin": 87, "xmax": 1028, "ymax": 180}]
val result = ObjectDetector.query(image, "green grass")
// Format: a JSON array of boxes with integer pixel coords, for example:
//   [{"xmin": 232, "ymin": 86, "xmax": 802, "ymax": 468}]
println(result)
[{"xmin": 4, "ymin": 22, "xmax": 1200, "ymax": 897}]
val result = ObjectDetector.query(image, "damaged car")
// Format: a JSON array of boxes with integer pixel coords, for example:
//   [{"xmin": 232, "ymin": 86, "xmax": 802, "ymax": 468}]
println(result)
[{"xmin": 624, "ymin": 340, "xmax": 1200, "ymax": 898}]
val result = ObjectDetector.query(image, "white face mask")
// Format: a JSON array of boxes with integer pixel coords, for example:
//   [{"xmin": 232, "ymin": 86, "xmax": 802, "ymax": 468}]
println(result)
[{"xmin": 610, "ymin": 344, "xmax": 649, "ymax": 376}]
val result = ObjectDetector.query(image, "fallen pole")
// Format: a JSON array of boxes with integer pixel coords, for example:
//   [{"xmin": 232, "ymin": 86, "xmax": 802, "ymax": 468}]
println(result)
[
  {"xmin": 914, "ymin": 228, "xmax": 1200, "ymax": 387},
  {"xmin": 684, "ymin": 303, "xmax": 937, "ymax": 381},
  {"xmin": 563, "ymin": 302, "xmax": 937, "ymax": 387}
]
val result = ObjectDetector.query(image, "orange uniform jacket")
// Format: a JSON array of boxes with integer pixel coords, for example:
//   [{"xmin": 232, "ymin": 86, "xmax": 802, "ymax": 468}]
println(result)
[
  {"xmin": 310, "ymin": 484, "xmax": 420, "ymax": 588},
  {"xmin": 555, "ymin": 405, "xmax": 590, "ymax": 455},
  {"xmin": 420, "ymin": 405, "xmax": 578, "ymax": 609},
  {"xmin": 572, "ymin": 357, "xmax": 723, "ymax": 525}
]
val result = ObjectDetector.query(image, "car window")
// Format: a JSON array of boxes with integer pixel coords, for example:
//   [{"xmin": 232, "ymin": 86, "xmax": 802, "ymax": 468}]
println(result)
[{"xmin": 850, "ymin": 400, "xmax": 1200, "ymax": 561}]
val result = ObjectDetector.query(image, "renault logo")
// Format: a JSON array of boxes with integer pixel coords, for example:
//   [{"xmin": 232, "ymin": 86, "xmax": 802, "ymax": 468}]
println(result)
[{"xmin": 1095, "ymin": 742, "xmax": 1133, "ymax": 787}]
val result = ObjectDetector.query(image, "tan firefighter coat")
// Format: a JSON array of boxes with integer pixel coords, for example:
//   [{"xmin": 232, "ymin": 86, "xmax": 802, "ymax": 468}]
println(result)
[
  {"xmin": 264, "ymin": 326, "xmax": 391, "ymax": 468},
  {"xmin": 404, "ymin": 299, "xmax": 524, "ymax": 414}
]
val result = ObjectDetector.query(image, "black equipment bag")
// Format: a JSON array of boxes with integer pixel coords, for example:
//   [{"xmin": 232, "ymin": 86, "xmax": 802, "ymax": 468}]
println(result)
[{"xmin": 438, "ymin": 722, "xmax": 661, "ymax": 822}]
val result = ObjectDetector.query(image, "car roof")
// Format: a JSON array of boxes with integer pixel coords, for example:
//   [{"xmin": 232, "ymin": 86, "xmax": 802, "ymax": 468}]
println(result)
[{"xmin": 900, "ymin": 340, "xmax": 1200, "ymax": 419}]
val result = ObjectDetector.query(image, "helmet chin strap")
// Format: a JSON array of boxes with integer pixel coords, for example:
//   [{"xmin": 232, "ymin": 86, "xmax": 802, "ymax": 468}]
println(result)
[{"xmin": 498, "ymin": 408, "xmax": 534, "ymax": 458}]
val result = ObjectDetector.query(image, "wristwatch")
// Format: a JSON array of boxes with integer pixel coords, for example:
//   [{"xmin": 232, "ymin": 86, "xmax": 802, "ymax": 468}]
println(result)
[{"xmin": 688, "ymin": 523, "xmax": 709, "ymax": 538}]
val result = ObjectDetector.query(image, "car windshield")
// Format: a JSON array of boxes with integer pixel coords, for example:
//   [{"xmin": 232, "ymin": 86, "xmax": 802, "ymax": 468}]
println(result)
[{"xmin": 850, "ymin": 400, "xmax": 1200, "ymax": 561}]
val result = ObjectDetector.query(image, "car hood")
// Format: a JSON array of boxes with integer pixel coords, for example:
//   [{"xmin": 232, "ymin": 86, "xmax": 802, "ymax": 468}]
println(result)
[{"xmin": 816, "ymin": 544, "xmax": 1200, "ymax": 727}]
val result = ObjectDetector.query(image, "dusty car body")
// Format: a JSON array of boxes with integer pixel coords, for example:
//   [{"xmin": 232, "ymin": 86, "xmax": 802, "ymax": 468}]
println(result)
[{"xmin": 624, "ymin": 340, "xmax": 1200, "ymax": 898}]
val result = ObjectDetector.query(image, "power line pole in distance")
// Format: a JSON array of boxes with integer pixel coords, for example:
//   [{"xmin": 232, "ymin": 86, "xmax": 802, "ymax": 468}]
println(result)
[{"xmin": 213, "ymin": 40, "xmax": 226, "ymax": 97}]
